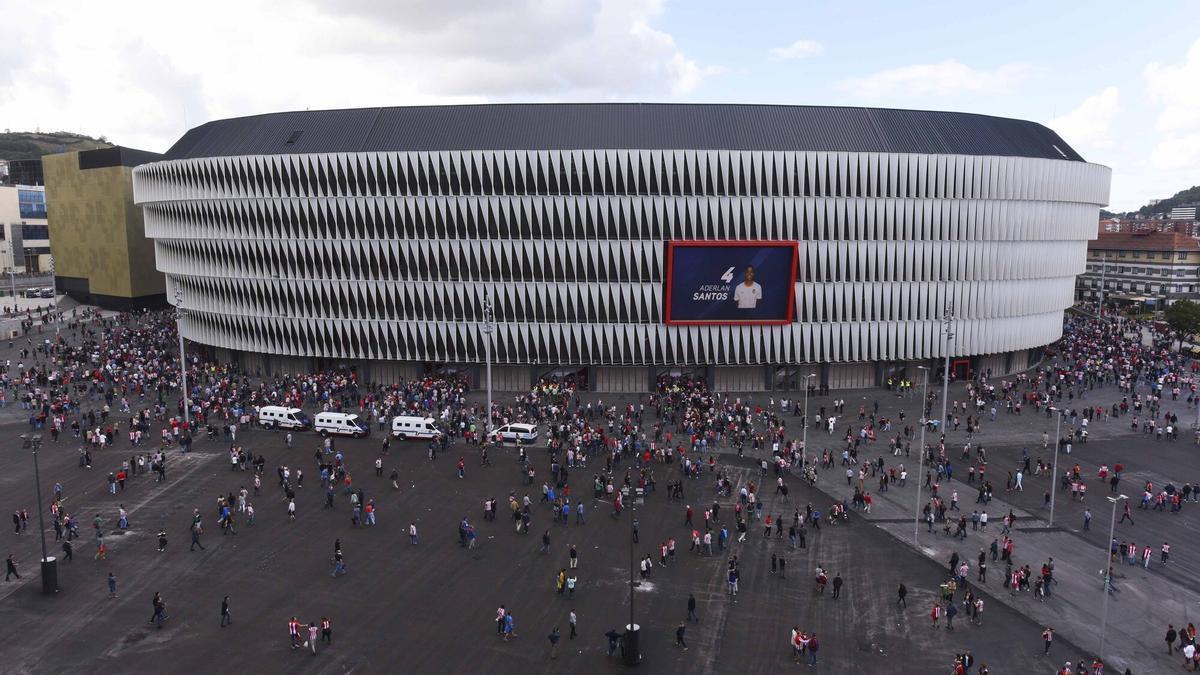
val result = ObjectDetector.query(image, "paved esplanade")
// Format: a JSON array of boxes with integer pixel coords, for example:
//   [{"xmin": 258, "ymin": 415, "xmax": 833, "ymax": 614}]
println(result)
[
  {"xmin": 790, "ymin": 369, "xmax": 1196, "ymax": 675},
  {"xmin": 0, "ymin": 310, "xmax": 1182, "ymax": 673}
]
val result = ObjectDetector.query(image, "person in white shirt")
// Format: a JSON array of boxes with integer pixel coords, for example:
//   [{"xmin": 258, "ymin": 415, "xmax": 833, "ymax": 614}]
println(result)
[{"xmin": 733, "ymin": 267, "xmax": 763, "ymax": 309}]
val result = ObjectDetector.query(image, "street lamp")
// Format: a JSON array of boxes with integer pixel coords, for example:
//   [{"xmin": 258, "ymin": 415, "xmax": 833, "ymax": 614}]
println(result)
[
  {"xmin": 481, "ymin": 294, "xmax": 495, "ymax": 445},
  {"xmin": 1100, "ymin": 494, "xmax": 1128, "ymax": 663},
  {"xmin": 3, "ymin": 242, "xmax": 16, "ymax": 308},
  {"xmin": 173, "ymin": 285, "xmax": 192, "ymax": 447},
  {"xmin": 1047, "ymin": 407, "xmax": 1064, "ymax": 527},
  {"xmin": 801, "ymin": 373, "xmax": 817, "ymax": 463},
  {"xmin": 625, "ymin": 487, "xmax": 641, "ymax": 665},
  {"xmin": 48, "ymin": 257, "xmax": 59, "ymax": 341},
  {"xmin": 22, "ymin": 433, "xmax": 56, "ymax": 594},
  {"xmin": 913, "ymin": 365, "xmax": 930, "ymax": 546},
  {"xmin": 939, "ymin": 305, "xmax": 955, "ymax": 442}
]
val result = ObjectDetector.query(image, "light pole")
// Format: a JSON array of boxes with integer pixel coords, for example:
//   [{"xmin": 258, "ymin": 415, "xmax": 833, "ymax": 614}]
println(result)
[
  {"xmin": 23, "ymin": 433, "xmax": 56, "ymax": 593},
  {"xmin": 913, "ymin": 365, "xmax": 929, "ymax": 545},
  {"xmin": 48, "ymin": 257, "xmax": 59, "ymax": 341},
  {"xmin": 625, "ymin": 488, "xmax": 641, "ymax": 665},
  {"xmin": 801, "ymin": 372, "xmax": 816, "ymax": 463},
  {"xmin": 4, "ymin": 243, "xmax": 15, "ymax": 309},
  {"xmin": 173, "ymin": 285, "xmax": 191, "ymax": 446},
  {"xmin": 1100, "ymin": 494, "xmax": 1127, "ymax": 663},
  {"xmin": 939, "ymin": 305, "xmax": 955, "ymax": 440},
  {"xmin": 481, "ymin": 294, "xmax": 495, "ymax": 445},
  {"xmin": 1048, "ymin": 407, "xmax": 1064, "ymax": 526}
]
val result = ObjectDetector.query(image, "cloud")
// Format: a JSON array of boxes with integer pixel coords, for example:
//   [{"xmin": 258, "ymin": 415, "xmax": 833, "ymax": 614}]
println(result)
[
  {"xmin": 0, "ymin": 0, "xmax": 719, "ymax": 151},
  {"xmin": 839, "ymin": 60, "xmax": 1032, "ymax": 99},
  {"xmin": 1145, "ymin": 38, "xmax": 1200, "ymax": 132},
  {"xmin": 1150, "ymin": 132, "xmax": 1200, "ymax": 171},
  {"xmin": 1049, "ymin": 86, "xmax": 1120, "ymax": 151},
  {"xmin": 769, "ymin": 40, "xmax": 824, "ymax": 61}
]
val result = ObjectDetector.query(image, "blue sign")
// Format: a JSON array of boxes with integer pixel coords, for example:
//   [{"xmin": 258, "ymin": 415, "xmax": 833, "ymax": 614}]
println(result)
[{"xmin": 665, "ymin": 242, "xmax": 798, "ymax": 324}]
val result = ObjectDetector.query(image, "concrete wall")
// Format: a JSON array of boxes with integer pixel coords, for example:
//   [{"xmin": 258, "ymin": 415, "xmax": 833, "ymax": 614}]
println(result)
[
  {"xmin": 713, "ymin": 366, "xmax": 765, "ymax": 392},
  {"xmin": 595, "ymin": 367, "xmax": 648, "ymax": 393},
  {"xmin": 828, "ymin": 362, "xmax": 876, "ymax": 389}
]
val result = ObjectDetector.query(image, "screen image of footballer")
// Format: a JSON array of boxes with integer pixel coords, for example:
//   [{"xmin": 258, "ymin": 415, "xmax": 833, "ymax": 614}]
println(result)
[{"xmin": 665, "ymin": 241, "xmax": 798, "ymax": 324}]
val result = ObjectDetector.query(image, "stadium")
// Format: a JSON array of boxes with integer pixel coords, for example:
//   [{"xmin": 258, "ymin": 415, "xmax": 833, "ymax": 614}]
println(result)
[{"xmin": 131, "ymin": 103, "xmax": 1111, "ymax": 392}]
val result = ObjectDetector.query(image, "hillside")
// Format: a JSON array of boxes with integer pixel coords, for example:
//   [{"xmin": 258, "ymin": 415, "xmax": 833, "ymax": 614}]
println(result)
[
  {"xmin": 1137, "ymin": 185, "xmax": 1200, "ymax": 216},
  {"xmin": 0, "ymin": 131, "xmax": 111, "ymax": 161}
]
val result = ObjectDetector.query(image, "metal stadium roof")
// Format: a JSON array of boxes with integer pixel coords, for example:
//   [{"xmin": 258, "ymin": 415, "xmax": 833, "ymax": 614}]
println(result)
[{"xmin": 161, "ymin": 103, "xmax": 1084, "ymax": 162}]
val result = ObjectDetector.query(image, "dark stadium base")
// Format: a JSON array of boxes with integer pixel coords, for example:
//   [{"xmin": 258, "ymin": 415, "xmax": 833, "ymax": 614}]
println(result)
[{"xmin": 203, "ymin": 347, "xmax": 1046, "ymax": 393}]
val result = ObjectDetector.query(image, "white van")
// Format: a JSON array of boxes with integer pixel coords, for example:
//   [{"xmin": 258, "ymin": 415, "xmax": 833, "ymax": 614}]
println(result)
[
  {"xmin": 494, "ymin": 422, "xmax": 538, "ymax": 444},
  {"xmin": 314, "ymin": 412, "xmax": 370, "ymax": 438},
  {"xmin": 391, "ymin": 416, "xmax": 440, "ymax": 440},
  {"xmin": 258, "ymin": 406, "xmax": 311, "ymax": 431}
]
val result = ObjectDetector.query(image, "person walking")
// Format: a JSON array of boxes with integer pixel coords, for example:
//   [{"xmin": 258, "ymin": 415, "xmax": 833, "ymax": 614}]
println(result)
[
  {"xmin": 307, "ymin": 622, "xmax": 319, "ymax": 655},
  {"xmin": 288, "ymin": 617, "xmax": 302, "ymax": 649},
  {"xmin": 547, "ymin": 626, "xmax": 561, "ymax": 659},
  {"xmin": 5, "ymin": 554, "xmax": 19, "ymax": 581},
  {"xmin": 832, "ymin": 572, "xmax": 843, "ymax": 599},
  {"xmin": 321, "ymin": 617, "xmax": 332, "ymax": 644},
  {"xmin": 1042, "ymin": 626, "xmax": 1054, "ymax": 655},
  {"xmin": 569, "ymin": 610, "xmax": 577, "ymax": 639},
  {"xmin": 1167, "ymin": 625, "xmax": 1178, "ymax": 654},
  {"xmin": 190, "ymin": 521, "xmax": 205, "ymax": 551},
  {"xmin": 409, "ymin": 522, "xmax": 418, "ymax": 545},
  {"xmin": 107, "ymin": 572, "xmax": 118, "ymax": 598},
  {"xmin": 897, "ymin": 583, "xmax": 907, "ymax": 607},
  {"xmin": 221, "ymin": 596, "xmax": 232, "ymax": 626},
  {"xmin": 1118, "ymin": 502, "xmax": 1134, "ymax": 525},
  {"xmin": 150, "ymin": 592, "xmax": 167, "ymax": 629},
  {"xmin": 675, "ymin": 623, "xmax": 688, "ymax": 650},
  {"xmin": 687, "ymin": 593, "xmax": 699, "ymax": 622}
]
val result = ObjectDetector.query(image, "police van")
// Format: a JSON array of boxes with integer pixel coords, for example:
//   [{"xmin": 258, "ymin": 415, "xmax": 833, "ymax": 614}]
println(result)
[
  {"xmin": 313, "ymin": 412, "xmax": 370, "ymax": 438},
  {"xmin": 494, "ymin": 422, "xmax": 538, "ymax": 444},
  {"xmin": 258, "ymin": 406, "xmax": 311, "ymax": 431},
  {"xmin": 391, "ymin": 416, "xmax": 440, "ymax": 440}
]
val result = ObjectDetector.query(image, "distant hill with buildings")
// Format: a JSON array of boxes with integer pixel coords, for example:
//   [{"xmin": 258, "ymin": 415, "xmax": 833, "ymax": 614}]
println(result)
[
  {"xmin": 1135, "ymin": 185, "xmax": 1200, "ymax": 217},
  {"xmin": 0, "ymin": 131, "xmax": 111, "ymax": 161}
]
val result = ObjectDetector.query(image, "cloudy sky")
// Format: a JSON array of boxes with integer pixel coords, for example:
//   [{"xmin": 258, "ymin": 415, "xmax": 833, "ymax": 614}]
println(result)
[{"xmin": 1, "ymin": 0, "xmax": 1197, "ymax": 211}]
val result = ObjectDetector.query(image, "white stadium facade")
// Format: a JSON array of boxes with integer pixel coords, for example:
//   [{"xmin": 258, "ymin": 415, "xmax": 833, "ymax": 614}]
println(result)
[{"xmin": 132, "ymin": 104, "xmax": 1111, "ymax": 392}]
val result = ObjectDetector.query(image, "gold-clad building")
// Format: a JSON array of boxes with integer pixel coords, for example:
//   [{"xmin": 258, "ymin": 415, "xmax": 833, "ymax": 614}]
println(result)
[{"xmin": 44, "ymin": 146, "xmax": 165, "ymax": 309}]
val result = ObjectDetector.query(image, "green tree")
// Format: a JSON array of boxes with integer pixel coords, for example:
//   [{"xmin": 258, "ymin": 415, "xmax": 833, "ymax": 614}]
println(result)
[{"xmin": 1165, "ymin": 299, "xmax": 1200, "ymax": 335}]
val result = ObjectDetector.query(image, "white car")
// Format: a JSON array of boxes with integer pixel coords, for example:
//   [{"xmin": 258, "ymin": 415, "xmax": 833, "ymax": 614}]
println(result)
[{"xmin": 494, "ymin": 422, "xmax": 538, "ymax": 444}]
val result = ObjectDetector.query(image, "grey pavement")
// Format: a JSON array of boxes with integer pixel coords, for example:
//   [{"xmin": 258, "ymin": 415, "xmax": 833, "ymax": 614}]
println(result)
[
  {"xmin": 0, "ymin": 308, "xmax": 1181, "ymax": 673},
  {"xmin": 789, "ymin": 375, "xmax": 1200, "ymax": 675}
]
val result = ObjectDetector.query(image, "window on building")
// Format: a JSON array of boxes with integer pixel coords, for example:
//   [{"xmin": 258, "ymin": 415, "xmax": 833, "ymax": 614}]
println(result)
[
  {"xmin": 1132, "ymin": 251, "xmax": 1142, "ymax": 258},
  {"xmin": 1118, "ymin": 251, "xmax": 1127, "ymax": 258},
  {"xmin": 1180, "ymin": 252, "xmax": 1189, "ymax": 260},
  {"xmin": 16, "ymin": 190, "xmax": 46, "ymax": 220},
  {"xmin": 20, "ymin": 225, "xmax": 48, "ymax": 240}
]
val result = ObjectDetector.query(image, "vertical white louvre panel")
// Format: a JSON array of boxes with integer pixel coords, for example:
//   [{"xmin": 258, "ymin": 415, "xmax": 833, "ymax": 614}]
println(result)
[{"xmin": 134, "ymin": 139, "xmax": 1110, "ymax": 386}]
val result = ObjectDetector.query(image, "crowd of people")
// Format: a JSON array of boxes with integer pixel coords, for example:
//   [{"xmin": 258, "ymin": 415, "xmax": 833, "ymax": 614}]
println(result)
[{"xmin": 4, "ymin": 303, "xmax": 1196, "ymax": 671}]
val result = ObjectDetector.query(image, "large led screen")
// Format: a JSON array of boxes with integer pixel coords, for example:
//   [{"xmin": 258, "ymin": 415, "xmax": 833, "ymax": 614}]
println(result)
[{"xmin": 664, "ymin": 241, "xmax": 798, "ymax": 325}]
